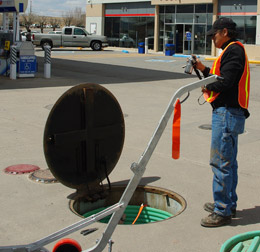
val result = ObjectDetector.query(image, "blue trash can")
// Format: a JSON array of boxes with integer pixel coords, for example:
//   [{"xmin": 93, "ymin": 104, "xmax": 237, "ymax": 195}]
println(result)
[
  {"xmin": 138, "ymin": 42, "xmax": 145, "ymax": 54},
  {"xmin": 165, "ymin": 44, "xmax": 175, "ymax": 56}
]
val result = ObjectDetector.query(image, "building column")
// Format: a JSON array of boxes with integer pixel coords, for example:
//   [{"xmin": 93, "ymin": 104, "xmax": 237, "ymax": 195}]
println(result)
[
  {"xmin": 257, "ymin": 0, "xmax": 260, "ymax": 45},
  {"xmin": 154, "ymin": 5, "xmax": 159, "ymax": 52},
  {"xmin": 257, "ymin": 16, "xmax": 260, "ymax": 45},
  {"xmin": 86, "ymin": 3, "xmax": 104, "ymax": 36},
  {"xmin": 211, "ymin": 0, "xmax": 218, "ymax": 56}
]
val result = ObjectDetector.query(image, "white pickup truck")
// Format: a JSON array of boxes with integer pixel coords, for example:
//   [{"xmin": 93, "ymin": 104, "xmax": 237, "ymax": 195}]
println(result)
[{"xmin": 32, "ymin": 26, "xmax": 108, "ymax": 51}]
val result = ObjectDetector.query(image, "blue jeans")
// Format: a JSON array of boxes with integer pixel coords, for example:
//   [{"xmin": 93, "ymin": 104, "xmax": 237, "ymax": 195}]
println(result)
[{"xmin": 210, "ymin": 107, "xmax": 245, "ymax": 216}]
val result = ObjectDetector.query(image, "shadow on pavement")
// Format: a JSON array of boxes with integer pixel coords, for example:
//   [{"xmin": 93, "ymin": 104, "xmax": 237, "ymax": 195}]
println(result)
[
  {"xmin": 0, "ymin": 56, "xmax": 192, "ymax": 90},
  {"xmin": 231, "ymin": 206, "xmax": 260, "ymax": 226}
]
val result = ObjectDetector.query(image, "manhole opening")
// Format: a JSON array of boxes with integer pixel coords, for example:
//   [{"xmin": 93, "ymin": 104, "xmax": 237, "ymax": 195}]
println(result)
[{"xmin": 69, "ymin": 185, "xmax": 186, "ymax": 225}]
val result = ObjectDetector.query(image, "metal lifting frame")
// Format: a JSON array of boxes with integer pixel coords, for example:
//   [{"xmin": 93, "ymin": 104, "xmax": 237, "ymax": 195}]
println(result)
[{"xmin": 0, "ymin": 75, "xmax": 218, "ymax": 252}]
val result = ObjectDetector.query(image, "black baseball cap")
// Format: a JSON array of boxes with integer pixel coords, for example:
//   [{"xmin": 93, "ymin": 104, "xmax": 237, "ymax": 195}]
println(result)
[{"xmin": 207, "ymin": 17, "xmax": 237, "ymax": 36}]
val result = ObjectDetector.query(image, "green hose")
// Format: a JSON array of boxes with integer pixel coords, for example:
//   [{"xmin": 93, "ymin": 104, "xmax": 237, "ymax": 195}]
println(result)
[{"xmin": 83, "ymin": 205, "xmax": 173, "ymax": 224}]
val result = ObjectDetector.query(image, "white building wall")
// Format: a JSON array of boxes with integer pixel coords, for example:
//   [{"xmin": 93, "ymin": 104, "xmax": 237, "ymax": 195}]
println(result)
[{"xmin": 86, "ymin": 17, "xmax": 104, "ymax": 35}]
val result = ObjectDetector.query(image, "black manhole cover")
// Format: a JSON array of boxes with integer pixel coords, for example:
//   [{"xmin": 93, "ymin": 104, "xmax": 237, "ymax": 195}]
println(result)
[
  {"xmin": 199, "ymin": 124, "xmax": 212, "ymax": 130},
  {"xmin": 43, "ymin": 83, "xmax": 125, "ymax": 190},
  {"xmin": 29, "ymin": 169, "xmax": 58, "ymax": 183}
]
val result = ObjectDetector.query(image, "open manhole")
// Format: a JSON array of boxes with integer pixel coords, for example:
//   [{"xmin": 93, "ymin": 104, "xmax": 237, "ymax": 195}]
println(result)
[
  {"xmin": 43, "ymin": 83, "xmax": 186, "ymax": 226},
  {"xmin": 69, "ymin": 185, "xmax": 186, "ymax": 224}
]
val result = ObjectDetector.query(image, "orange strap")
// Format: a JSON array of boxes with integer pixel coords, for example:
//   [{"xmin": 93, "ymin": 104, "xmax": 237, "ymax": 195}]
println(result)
[
  {"xmin": 132, "ymin": 204, "xmax": 144, "ymax": 225},
  {"xmin": 172, "ymin": 99, "xmax": 181, "ymax": 160}
]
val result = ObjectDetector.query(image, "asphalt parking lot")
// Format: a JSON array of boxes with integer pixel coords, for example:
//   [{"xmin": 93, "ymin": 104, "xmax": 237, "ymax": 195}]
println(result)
[{"xmin": 0, "ymin": 47, "xmax": 260, "ymax": 252}]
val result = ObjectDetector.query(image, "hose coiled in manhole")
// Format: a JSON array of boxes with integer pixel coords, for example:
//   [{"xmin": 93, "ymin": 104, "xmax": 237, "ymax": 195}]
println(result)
[{"xmin": 83, "ymin": 205, "xmax": 173, "ymax": 224}]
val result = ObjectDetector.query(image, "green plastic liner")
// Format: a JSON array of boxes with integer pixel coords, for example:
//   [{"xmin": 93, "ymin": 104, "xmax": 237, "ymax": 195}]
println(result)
[
  {"xmin": 220, "ymin": 231, "xmax": 260, "ymax": 252},
  {"xmin": 83, "ymin": 205, "xmax": 173, "ymax": 224}
]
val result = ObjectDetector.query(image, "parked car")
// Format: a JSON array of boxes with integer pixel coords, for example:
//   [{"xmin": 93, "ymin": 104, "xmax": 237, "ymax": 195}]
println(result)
[
  {"xmin": 108, "ymin": 34, "xmax": 135, "ymax": 47},
  {"xmin": 21, "ymin": 30, "xmax": 39, "ymax": 41},
  {"xmin": 48, "ymin": 31, "xmax": 62, "ymax": 34},
  {"xmin": 32, "ymin": 26, "xmax": 108, "ymax": 51}
]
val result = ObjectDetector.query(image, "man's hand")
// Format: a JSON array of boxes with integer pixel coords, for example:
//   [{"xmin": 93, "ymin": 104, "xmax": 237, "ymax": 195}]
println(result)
[
  {"xmin": 192, "ymin": 55, "xmax": 206, "ymax": 72},
  {"xmin": 201, "ymin": 85, "xmax": 207, "ymax": 92}
]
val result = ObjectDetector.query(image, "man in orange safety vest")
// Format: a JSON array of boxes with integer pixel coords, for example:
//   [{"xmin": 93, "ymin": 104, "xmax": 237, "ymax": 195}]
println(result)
[{"xmin": 194, "ymin": 17, "xmax": 250, "ymax": 227}]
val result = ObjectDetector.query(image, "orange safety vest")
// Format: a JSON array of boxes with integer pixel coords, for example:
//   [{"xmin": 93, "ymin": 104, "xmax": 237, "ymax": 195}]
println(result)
[{"xmin": 203, "ymin": 41, "xmax": 250, "ymax": 109}]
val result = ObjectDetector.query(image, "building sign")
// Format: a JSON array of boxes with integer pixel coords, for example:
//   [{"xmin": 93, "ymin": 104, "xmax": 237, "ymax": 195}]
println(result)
[
  {"xmin": 0, "ymin": 0, "xmax": 28, "ymax": 13},
  {"xmin": 19, "ymin": 55, "xmax": 37, "ymax": 74},
  {"xmin": 90, "ymin": 23, "xmax": 97, "ymax": 34},
  {"xmin": 4, "ymin": 40, "xmax": 10, "ymax": 50},
  {"xmin": 186, "ymin": 31, "xmax": 192, "ymax": 41}
]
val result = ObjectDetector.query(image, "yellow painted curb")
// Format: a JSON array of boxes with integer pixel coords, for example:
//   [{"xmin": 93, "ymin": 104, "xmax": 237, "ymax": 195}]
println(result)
[
  {"xmin": 249, "ymin": 60, "xmax": 260, "ymax": 64},
  {"xmin": 205, "ymin": 57, "xmax": 260, "ymax": 64},
  {"xmin": 205, "ymin": 57, "xmax": 216, "ymax": 61}
]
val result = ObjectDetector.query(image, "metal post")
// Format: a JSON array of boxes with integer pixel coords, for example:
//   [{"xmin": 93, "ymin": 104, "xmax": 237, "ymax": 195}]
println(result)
[
  {"xmin": 10, "ymin": 45, "xmax": 17, "ymax": 80},
  {"xmin": 3, "ymin": 13, "xmax": 9, "ymax": 33},
  {"xmin": 108, "ymin": 239, "xmax": 114, "ymax": 252},
  {"xmin": 164, "ymin": 37, "xmax": 168, "ymax": 54},
  {"xmin": 44, "ymin": 45, "xmax": 51, "ymax": 78},
  {"xmin": 145, "ymin": 37, "xmax": 148, "ymax": 54},
  {"xmin": 14, "ymin": 12, "xmax": 20, "ymax": 42}
]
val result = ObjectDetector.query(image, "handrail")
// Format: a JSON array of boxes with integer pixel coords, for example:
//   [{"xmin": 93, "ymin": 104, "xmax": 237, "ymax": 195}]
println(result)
[{"xmin": 85, "ymin": 75, "xmax": 218, "ymax": 252}]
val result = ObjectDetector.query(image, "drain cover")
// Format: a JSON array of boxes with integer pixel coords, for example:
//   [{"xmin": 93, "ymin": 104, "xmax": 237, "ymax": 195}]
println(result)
[
  {"xmin": 4, "ymin": 164, "xmax": 40, "ymax": 175},
  {"xmin": 43, "ymin": 83, "xmax": 125, "ymax": 190},
  {"xmin": 199, "ymin": 124, "xmax": 212, "ymax": 130},
  {"xmin": 29, "ymin": 169, "xmax": 58, "ymax": 183}
]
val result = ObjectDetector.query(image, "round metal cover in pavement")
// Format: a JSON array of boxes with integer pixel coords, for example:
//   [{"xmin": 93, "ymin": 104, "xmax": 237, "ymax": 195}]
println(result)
[{"xmin": 43, "ymin": 83, "xmax": 125, "ymax": 190}]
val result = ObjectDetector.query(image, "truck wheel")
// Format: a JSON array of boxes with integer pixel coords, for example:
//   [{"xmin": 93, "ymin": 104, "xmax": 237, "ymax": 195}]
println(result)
[
  {"xmin": 41, "ymin": 41, "xmax": 52, "ymax": 51},
  {"xmin": 91, "ymin": 41, "xmax": 102, "ymax": 51}
]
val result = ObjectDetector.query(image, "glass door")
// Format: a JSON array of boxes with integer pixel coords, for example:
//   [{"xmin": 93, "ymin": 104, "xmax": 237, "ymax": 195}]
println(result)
[
  {"xmin": 194, "ymin": 24, "xmax": 206, "ymax": 55},
  {"xmin": 175, "ymin": 24, "xmax": 183, "ymax": 53},
  {"xmin": 164, "ymin": 24, "xmax": 207, "ymax": 55},
  {"xmin": 183, "ymin": 24, "xmax": 192, "ymax": 55},
  {"xmin": 164, "ymin": 24, "xmax": 175, "ymax": 45}
]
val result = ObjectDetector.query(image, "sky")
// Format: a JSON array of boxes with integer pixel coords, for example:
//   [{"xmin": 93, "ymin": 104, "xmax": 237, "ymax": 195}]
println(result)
[{"xmin": 28, "ymin": 0, "xmax": 86, "ymax": 17}]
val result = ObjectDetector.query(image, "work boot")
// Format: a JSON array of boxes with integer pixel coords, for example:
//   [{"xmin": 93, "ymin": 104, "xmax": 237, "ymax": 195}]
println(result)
[
  {"xmin": 203, "ymin": 202, "xmax": 236, "ymax": 218},
  {"xmin": 201, "ymin": 212, "xmax": 231, "ymax": 227}
]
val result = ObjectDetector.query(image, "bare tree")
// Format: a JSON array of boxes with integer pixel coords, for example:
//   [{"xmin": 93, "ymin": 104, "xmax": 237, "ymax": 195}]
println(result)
[
  {"xmin": 62, "ymin": 10, "xmax": 74, "ymax": 26},
  {"xmin": 21, "ymin": 13, "xmax": 36, "ymax": 30},
  {"xmin": 37, "ymin": 16, "xmax": 47, "ymax": 33},
  {"xmin": 73, "ymin": 7, "xmax": 85, "ymax": 27},
  {"xmin": 49, "ymin": 17, "xmax": 60, "ymax": 31},
  {"xmin": 62, "ymin": 7, "xmax": 85, "ymax": 27}
]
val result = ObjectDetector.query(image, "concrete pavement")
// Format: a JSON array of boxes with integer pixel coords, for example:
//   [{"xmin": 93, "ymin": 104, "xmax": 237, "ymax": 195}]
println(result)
[{"xmin": 0, "ymin": 48, "xmax": 260, "ymax": 252}]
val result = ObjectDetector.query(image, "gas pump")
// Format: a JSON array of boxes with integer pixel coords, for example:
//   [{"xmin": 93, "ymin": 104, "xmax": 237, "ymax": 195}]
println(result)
[
  {"xmin": 0, "ymin": 0, "xmax": 36, "ymax": 78},
  {"xmin": 0, "ymin": 32, "xmax": 12, "ymax": 75}
]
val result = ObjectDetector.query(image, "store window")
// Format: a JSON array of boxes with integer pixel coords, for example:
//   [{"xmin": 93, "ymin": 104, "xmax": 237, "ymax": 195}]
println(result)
[
  {"xmin": 105, "ymin": 17, "xmax": 154, "ymax": 48},
  {"xmin": 104, "ymin": 2, "xmax": 155, "ymax": 49},
  {"xmin": 217, "ymin": 0, "xmax": 257, "ymax": 44},
  {"xmin": 165, "ymin": 5, "xmax": 175, "ymax": 23},
  {"xmin": 195, "ymin": 4, "xmax": 206, "ymax": 23},
  {"xmin": 176, "ymin": 5, "xmax": 194, "ymax": 23},
  {"xmin": 220, "ymin": 16, "xmax": 256, "ymax": 44},
  {"xmin": 159, "ymin": 4, "xmax": 213, "ymax": 54}
]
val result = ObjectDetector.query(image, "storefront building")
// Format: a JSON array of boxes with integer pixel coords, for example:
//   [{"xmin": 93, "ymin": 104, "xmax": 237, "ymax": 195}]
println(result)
[{"xmin": 86, "ymin": 0, "xmax": 260, "ymax": 57}]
